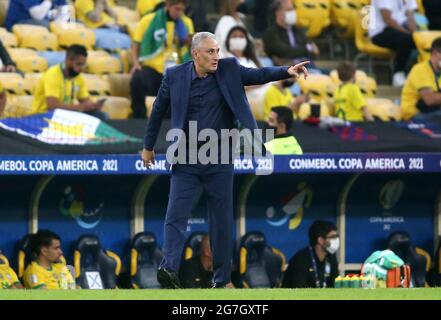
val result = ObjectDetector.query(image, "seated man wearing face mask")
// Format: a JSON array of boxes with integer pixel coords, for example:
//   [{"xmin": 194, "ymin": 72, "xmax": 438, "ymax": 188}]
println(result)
[
  {"xmin": 401, "ymin": 37, "xmax": 441, "ymax": 122},
  {"xmin": 282, "ymin": 220, "xmax": 340, "ymax": 288},
  {"xmin": 263, "ymin": 0, "xmax": 318, "ymax": 68},
  {"xmin": 263, "ymin": 78, "xmax": 309, "ymax": 120}
]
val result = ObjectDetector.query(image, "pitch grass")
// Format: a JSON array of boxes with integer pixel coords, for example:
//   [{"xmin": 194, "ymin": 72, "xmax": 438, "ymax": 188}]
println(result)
[{"xmin": 1, "ymin": 288, "xmax": 441, "ymax": 300}]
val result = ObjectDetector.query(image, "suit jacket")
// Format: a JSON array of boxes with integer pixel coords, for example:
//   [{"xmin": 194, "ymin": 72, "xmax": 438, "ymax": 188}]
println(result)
[{"xmin": 144, "ymin": 57, "xmax": 291, "ymax": 151}]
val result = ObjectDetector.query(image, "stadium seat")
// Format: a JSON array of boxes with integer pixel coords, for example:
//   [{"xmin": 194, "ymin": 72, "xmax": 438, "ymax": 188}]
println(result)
[
  {"xmin": 87, "ymin": 55, "xmax": 122, "ymax": 75},
  {"xmin": 237, "ymin": 231, "xmax": 285, "ymax": 288},
  {"xmin": 24, "ymin": 73, "xmax": 42, "ymax": 93},
  {"xmin": 58, "ymin": 28, "xmax": 96, "ymax": 50},
  {"xmin": 413, "ymin": 31, "xmax": 441, "ymax": 62},
  {"xmin": 82, "ymin": 73, "xmax": 111, "ymax": 96},
  {"xmin": 365, "ymin": 98, "xmax": 402, "ymax": 121},
  {"xmin": 105, "ymin": 73, "xmax": 131, "ymax": 98},
  {"xmin": 15, "ymin": 55, "xmax": 48, "ymax": 73},
  {"xmin": 387, "ymin": 231, "xmax": 431, "ymax": 287},
  {"xmin": 145, "ymin": 96, "xmax": 156, "ymax": 118},
  {"xmin": 247, "ymin": 95, "xmax": 265, "ymax": 121},
  {"xmin": 0, "ymin": 0, "xmax": 9, "ymax": 27},
  {"xmin": 127, "ymin": 22, "xmax": 139, "ymax": 39},
  {"xmin": 297, "ymin": 74, "xmax": 337, "ymax": 101},
  {"xmin": 7, "ymin": 47, "xmax": 38, "ymax": 60},
  {"xmin": 49, "ymin": 21, "xmax": 87, "ymax": 37},
  {"xmin": 0, "ymin": 72, "xmax": 25, "ymax": 94},
  {"xmin": 183, "ymin": 232, "xmax": 207, "ymax": 262},
  {"xmin": 0, "ymin": 252, "xmax": 9, "ymax": 265},
  {"xmin": 17, "ymin": 234, "xmax": 33, "ymax": 279},
  {"xmin": 2, "ymin": 77, "xmax": 32, "ymax": 95},
  {"xmin": 130, "ymin": 231, "xmax": 163, "ymax": 289},
  {"xmin": 100, "ymin": 96, "xmax": 132, "ymax": 119},
  {"xmin": 19, "ymin": 32, "xmax": 58, "ymax": 51},
  {"xmin": 297, "ymin": 99, "xmax": 332, "ymax": 119},
  {"xmin": 88, "ymin": 50, "xmax": 110, "ymax": 59},
  {"xmin": 293, "ymin": 0, "xmax": 331, "ymax": 38},
  {"xmin": 330, "ymin": 0, "xmax": 364, "ymax": 39},
  {"xmin": 113, "ymin": 6, "xmax": 140, "ymax": 27},
  {"xmin": 3, "ymin": 95, "xmax": 35, "ymax": 118},
  {"xmin": 12, "ymin": 24, "xmax": 49, "ymax": 43},
  {"xmin": 416, "ymin": 0, "xmax": 425, "ymax": 14},
  {"xmin": 353, "ymin": 13, "xmax": 394, "ymax": 74},
  {"xmin": 74, "ymin": 234, "xmax": 121, "ymax": 289},
  {"xmin": 0, "ymin": 30, "xmax": 18, "ymax": 48}
]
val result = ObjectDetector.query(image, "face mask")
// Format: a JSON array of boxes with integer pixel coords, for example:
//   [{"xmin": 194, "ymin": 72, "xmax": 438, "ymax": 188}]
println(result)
[
  {"xmin": 284, "ymin": 10, "xmax": 297, "ymax": 26},
  {"xmin": 67, "ymin": 67, "xmax": 79, "ymax": 78},
  {"xmin": 229, "ymin": 37, "xmax": 247, "ymax": 52},
  {"xmin": 326, "ymin": 237, "xmax": 340, "ymax": 255},
  {"xmin": 282, "ymin": 80, "xmax": 294, "ymax": 87},
  {"xmin": 438, "ymin": 60, "xmax": 441, "ymax": 69}
]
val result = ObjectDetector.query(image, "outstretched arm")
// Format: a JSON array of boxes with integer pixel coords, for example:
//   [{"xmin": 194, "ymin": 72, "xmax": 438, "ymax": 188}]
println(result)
[{"xmin": 240, "ymin": 61, "xmax": 309, "ymax": 86}]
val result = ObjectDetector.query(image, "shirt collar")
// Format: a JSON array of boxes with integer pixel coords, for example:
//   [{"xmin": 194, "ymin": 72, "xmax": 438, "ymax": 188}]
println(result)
[{"xmin": 191, "ymin": 63, "xmax": 198, "ymax": 81}]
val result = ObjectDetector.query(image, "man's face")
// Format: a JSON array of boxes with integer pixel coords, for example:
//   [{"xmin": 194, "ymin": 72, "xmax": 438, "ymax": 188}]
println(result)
[
  {"xmin": 276, "ymin": 0, "xmax": 294, "ymax": 26},
  {"xmin": 267, "ymin": 111, "xmax": 279, "ymax": 130},
  {"xmin": 41, "ymin": 239, "xmax": 63, "ymax": 263},
  {"xmin": 167, "ymin": 3, "xmax": 186, "ymax": 20},
  {"xmin": 193, "ymin": 38, "xmax": 220, "ymax": 73},
  {"xmin": 432, "ymin": 50, "xmax": 441, "ymax": 68},
  {"xmin": 66, "ymin": 55, "xmax": 87, "ymax": 76}
]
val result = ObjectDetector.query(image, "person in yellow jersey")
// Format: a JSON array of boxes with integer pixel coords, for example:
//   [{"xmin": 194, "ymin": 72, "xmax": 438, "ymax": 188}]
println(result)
[
  {"xmin": 75, "ymin": 0, "xmax": 118, "ymax": 29},
  {"xmin": 32, "ymin": 44, "xmax": 106, "ymax": 119},
  {"xmin": 24, "ymin": 230, "xmax": 76, "ymax": 290},
  {"xmin": 264, "ymin": 106, "xmax": 303, "ymax": 155},
  {"xmin": 137, "ymin": 0, "xmax": 164, "ymax": 16},
  {"xmin": 0, "ymin": 81, "xmax": 7, "ymax": 118},
  {"xmin": 0, "ymin": 251, "xmax": 23, "ymax": 289},
  {"xmin": 333, "ymin": 62, "xmax": 373, "ymax": 122},
  {"xmin": 130, "ymin": 0, "xmax": 194, "ymax": 118},
  {"xmin": 402, "ymin": 37, "xmax": 441, "ymax": 122}
]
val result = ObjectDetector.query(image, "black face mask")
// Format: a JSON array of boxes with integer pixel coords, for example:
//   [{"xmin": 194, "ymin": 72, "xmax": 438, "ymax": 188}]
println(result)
[
  {"xmin": 282, "ymin": 80, "xmax": 294, "ymax": 88},
  {"xmin": 67, "ymin": 67, "xmax": 80, "ymax": 78}
]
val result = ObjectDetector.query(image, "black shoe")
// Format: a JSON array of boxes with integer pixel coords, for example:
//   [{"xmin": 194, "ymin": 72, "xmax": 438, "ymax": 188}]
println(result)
[
  {"xmin": 157, "ymin": 268, "xmax": 182, "ymax": 289},
  {"xmin": 212, "ymin": 282, "xmax": 226, "ymax": 289}
]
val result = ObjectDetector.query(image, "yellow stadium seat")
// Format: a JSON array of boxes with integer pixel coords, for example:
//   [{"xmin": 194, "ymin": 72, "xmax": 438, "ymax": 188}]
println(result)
[
  {"xmin": 87, "ymin": 55, "xmax": 122, "ymax": 74},
  {"xmin": 113, "ymin": 6, "xmax": 140, "ymax": 27},
  {"xmin": 49, "ymin": 21, "xmax": 87, "ymax": 36},
  {"xmin": 248, "ymin": 94, "xmax": 265, "ymax": 121},
  {"xmin": 331, "ymin": 0, "xmax": 366, "ymax": 39},
  {"xmin": 82, "ymin": 73, "xmax": 111, "ymax": 96},
  {"xmin": 365, "ymin": 98, "xmax": 402, "ymax": 121},
  {"xmin": 88, "ymin": 50, "xmax": 110, "ymax": 59},
  {"xmin": 297, "ymin": 74, "xmax": 337, "ymax": 101},
  {"xmin": 24, "ymin": 72, "xmax": 42, "ymax": 94},
  {"xmin": 116, "ymin": 49, "xmax": 132, "ymax": 73},
  {"xmin": 15, "ymin": 55, "xmax": 48, "ymax": 73},
  {"xmin": 354, "ymin": 13, "xmax": 393, "ymax": 74},
  {"xmin": 99, "ymin": 96, "xmax": 132, "ymax": 119},
  {"xmin": 58, "ymin": 28, "xmax": 96, "ymax": 50},
  {"xmin": 127, "ymin": 22, "xmax": 139, "ymax": 39},
  {"xmin": 297, "ymin": 99, "xmax": 331, "ymax": 119},
  {"xmin": 0, "ymin": 72, "xmax": 29, "ymax": 95},
  {"xmin": 137, "ymin": 0, "xmax": 164, "ymax": 16},
  {"xmin": 293, "ymin": 0, "xmax": 331, "ymax": 38},
  {"xmin": 415, "ymin": 0, "xmax": 425, "ymax": 14},
  {"xmin": 0, "ymin": 30, "xmax": 18, "ymax": 48},
  {"xmin": 0, "ymin": 0, "xmax": 10, "ymax": 27},
  {"xmin": 329, "ymin": 69, "xmax": 377, "ymax": 97},
  {"xmin": 3, "ymin": 95, "xmax": 34, "ymax": 118},
  {"xmin": 12, "ymin": 24, "xmax": 49, "ymax": 42},
  {"xmin": 105, "ymin": 73, "xmax": 131, "ymax": 98},
  {"xmin": 145, "ymin": 95, "xmax": 155, "ymax": 118},
  {"xmin": 413, "ymin": 31, "xmax": 441, "ymax": 62},
  {"xmin": 19, "ymin": 32, "xmax": 58, "ymax": 51},
  {"xmin": 7, "ymin": 47, "xmax": 37, "ymax": 60}
]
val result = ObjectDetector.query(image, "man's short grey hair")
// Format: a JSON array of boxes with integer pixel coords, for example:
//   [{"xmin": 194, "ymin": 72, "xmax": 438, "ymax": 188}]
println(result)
[{"xmin": 191, "ymin": 32, "xmax": 217, "ymax": 52}]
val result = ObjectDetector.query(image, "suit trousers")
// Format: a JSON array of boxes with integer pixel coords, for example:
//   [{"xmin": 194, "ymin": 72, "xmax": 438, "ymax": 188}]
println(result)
[{"xmin": 159, "ymin": 163, "xmax": 234, "ymax": 285}]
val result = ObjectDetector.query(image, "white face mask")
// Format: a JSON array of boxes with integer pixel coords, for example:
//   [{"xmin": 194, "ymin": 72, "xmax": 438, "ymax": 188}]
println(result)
[
  {"xmin": 284, "ymin": 10, "xmax": 297, "ymax": 26},
  {"xmin": 326, "ymin": 237, "xmax": 340, "ymax": 255},
  {"xmin": 229, "ymin": 37, "xmax": 247, "ymax": 52},
  {"xmin": 438, "ymin": 60, "xmax": 441, "ymax": 69}
]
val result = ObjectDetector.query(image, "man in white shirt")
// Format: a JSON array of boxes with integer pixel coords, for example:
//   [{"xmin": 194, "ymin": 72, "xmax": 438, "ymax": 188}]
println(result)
[{"xmin": 369, "ymin": 0, "xmax": 418, "ymax": 86}]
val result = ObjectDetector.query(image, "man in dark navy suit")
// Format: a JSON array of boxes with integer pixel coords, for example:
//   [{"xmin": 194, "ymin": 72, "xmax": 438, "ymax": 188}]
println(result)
[{"xmin": 142, "ymin": 32, "xmax": 309, "ymax": 288}]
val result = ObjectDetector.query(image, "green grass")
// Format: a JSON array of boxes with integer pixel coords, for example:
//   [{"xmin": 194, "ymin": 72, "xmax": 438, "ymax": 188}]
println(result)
[{"xmin": 1, "ymin": 288, "xmax": 441, "ymax": 300}]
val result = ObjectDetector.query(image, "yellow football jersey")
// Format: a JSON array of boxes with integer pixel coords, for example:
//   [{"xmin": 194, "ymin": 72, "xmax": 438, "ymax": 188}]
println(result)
[{"xmin": 24, "ymin": 261, "xmax": 75, "ymax": 289}]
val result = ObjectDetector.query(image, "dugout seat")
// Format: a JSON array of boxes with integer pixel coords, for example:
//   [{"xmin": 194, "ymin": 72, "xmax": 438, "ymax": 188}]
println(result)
[
  {"xmin": 294, "ymin": 0, "xmax": 331, "ymax": 38},
  {"xmin": 74, "ymin": 234, "xmax": 121, "ymax": 289},
  {"xmin": 0, "ymin": 252, "xmax": 9, "ymax": 265},
  {"xmin": 183, "ymin": 232, "xmax": 207, "ymax": 262},
  {"xmin": 237, "ymin": 231, "xmax": 286, "ymax": 288},
  {"xmin": 387, "ymin": 231, "xmax": 431, "ymax": 287},
  {"xmin": 130, "ymin": 231, "xmax": 163, "ymax": 289},
  {"xmin": 432, "ymin": 239, "xmax": 441, "ymax": 286}
]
